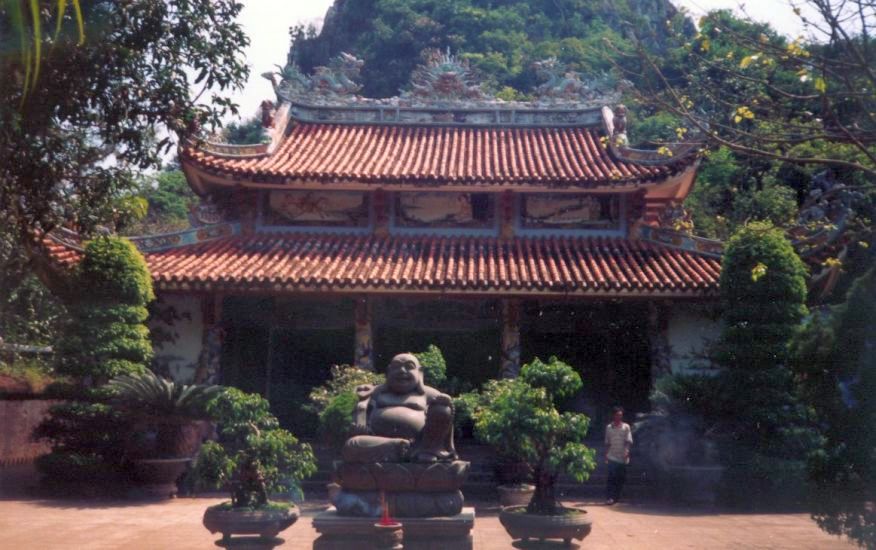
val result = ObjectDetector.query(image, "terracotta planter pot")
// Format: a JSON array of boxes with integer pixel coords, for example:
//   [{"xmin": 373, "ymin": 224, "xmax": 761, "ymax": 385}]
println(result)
[
  {"xmin": 203, "ymin": 504, "xmax": 300, "ymax": 541},
  {"xmin": 127, "ymin": 418, "xmax": 211, "ymax": 460},
  {"xmin": 497, "ymin": 484, "xmax": 535, "ymax": 508},
  {"xmin": 131, "ymin": 457, "xmax": 191, "ymax": 498},
  {"xmin": 494, "ymin": 460, "xmax": 531, "ymax": 485},
  {"xmin": 499, "ymin": 505, "xmax": 592, "ymax": 545}
]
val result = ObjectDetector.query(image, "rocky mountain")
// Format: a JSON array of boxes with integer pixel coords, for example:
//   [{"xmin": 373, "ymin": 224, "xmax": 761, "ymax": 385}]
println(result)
[{"xmin": 288, "ymin": 0, "xmax": 694, "ymax": 98}]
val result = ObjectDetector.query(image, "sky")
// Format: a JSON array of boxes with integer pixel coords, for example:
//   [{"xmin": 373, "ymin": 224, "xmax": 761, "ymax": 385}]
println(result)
[{"xmin": 228, "ymin": 0, "xmax": 809, "ymax": 121}]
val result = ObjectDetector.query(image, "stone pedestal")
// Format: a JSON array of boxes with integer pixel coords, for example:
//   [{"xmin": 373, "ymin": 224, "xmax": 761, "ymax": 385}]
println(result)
[
  {"xmin": 312, "ymin": 507, "xmax": 475, "ymax": 550},
  {"xmin": 331, "ymin": 460, "xmax": 469, "ymax": 517}
]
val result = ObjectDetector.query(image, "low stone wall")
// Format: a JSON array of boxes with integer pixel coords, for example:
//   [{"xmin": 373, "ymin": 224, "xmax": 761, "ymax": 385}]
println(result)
[{"xmin": 0, "ymin": 399, "xmax": 57, "ymax": 466}]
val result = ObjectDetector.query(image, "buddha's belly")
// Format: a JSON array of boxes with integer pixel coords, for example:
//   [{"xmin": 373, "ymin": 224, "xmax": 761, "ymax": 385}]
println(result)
[{"xmin": 370, "ymin": 406, "xmax": 426, "ymax": 440}]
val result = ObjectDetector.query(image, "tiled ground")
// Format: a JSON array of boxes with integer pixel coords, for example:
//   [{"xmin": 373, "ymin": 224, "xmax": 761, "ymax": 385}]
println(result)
[{"xmin": 0, "ymin": 495, "xmax": 855, "ymax": 550}]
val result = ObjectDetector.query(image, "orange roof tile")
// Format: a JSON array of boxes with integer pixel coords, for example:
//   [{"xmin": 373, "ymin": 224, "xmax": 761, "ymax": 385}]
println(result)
[
  {"xmin": 43, "ymin": 233, "xmax": 718, "ymax": 296},
  {"xmin": 183, "ymin": 124, "xmax": 691, "ymax": 187}
]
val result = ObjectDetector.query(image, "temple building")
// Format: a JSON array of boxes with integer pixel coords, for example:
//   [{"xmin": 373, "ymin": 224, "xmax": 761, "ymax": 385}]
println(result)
[{"xmin": 44, "ymin": 52, "xmax": 724, "ymax": 426}]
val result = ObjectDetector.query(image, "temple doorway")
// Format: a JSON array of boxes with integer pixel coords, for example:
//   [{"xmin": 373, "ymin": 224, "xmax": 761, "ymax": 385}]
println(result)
[
  {"xmin": 220, "ymin": 296, "xmax": 354, "ymax": 435},
  {"xmin": 520, "ymin": 300, "xmax": 652, "ymax": 432}
]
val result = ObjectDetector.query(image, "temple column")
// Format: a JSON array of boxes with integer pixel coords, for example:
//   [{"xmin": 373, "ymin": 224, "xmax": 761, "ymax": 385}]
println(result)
[
  {"xmin": 647, "ymin": 301, "xmax": 672, "ymax": 384},
  {"xmin": 354, "ymin": 296, "xmax": 374, "ymax": 371},
  {"xmin": 499, "ymin": 298, "xmax": 521, "ymax": 379},
  {"xmin": 194, "ymin": 293, "xmax": 224, "ymax": 384}
]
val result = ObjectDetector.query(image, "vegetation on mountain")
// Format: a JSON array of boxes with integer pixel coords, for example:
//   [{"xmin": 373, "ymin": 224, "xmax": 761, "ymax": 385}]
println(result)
[{"xmin": 289, "ymin": 0, "xmax": 692, "ymax": 98}]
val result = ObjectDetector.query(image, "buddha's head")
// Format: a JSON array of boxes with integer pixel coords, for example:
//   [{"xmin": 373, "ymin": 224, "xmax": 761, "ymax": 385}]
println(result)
[{"xmin": 386, "ymin": 353, "xmax": 424, "ymax": 395}]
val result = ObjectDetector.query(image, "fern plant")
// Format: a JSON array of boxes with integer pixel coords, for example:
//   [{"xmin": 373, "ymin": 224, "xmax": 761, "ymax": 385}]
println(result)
[
  {"xmin": 108, "ymin": 370, "xmax": 222, "ymax": 419},
  {"xmin": 107, "ymin": 370, "xmax": 223, "ymax": 458}
]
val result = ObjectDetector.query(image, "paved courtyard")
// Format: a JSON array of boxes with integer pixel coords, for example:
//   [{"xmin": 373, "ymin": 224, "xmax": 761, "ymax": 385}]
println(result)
[{"xmin": 0, "ymin": 495, "xmax": 855, "ymax": 550}]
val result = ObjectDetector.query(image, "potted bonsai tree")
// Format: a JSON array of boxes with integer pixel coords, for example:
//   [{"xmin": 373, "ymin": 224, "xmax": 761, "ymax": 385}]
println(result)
[
  {"xmin": 475, "ymin": 357, "xmax": 597, "ymax": 545},
  {"xmin": 194, "ymin": 388, "xmax": 316, "ymax": 549},
  {"xmin": 108, "ymin": 370, "xmax": 222, "ymax": 497}
]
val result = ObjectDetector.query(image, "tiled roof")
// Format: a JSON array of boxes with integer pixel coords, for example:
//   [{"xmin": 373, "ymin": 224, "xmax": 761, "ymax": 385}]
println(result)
[
  {"xmin": 45, "ymin": 233, "xmax": 719, "ymax": 296},
  {"xmin": 183, "ymin": 124, "xmax": 691, "ymax": 187}
]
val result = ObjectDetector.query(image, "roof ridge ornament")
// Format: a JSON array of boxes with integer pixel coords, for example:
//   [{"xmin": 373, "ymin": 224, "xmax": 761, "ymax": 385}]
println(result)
[
  {"xmin": 532, "ymin": 57, "xmax": 623, "ymax": 105},
  {"xmin": 401, "ymin": 48, "xmax": 486, "ymax": 104},
  {"xmin": 266, "ymin": 52, "xmax": 625, "ymax": 111},
  {"xmin": 265, "ymin": 52, "xmax": 364, "ymax": 103}
]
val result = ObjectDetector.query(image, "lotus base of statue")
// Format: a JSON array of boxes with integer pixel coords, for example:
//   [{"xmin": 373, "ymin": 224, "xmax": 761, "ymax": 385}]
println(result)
[
  {"xmin": 331, "ymin": 460, "xmax": 469, "ymax": 517},
  {"xmin": 313, "ymin": 506, "xmax": 474, "ymax": 550}
]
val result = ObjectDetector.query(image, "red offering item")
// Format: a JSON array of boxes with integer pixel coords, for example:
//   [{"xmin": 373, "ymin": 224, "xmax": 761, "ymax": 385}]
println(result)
[{"xmin": 379, "ymin": 491, "xmax": 396, "ymax": 526}]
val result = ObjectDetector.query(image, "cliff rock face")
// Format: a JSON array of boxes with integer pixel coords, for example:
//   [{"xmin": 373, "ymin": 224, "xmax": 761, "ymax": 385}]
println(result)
[{"xmin": 289, "ymin": 0, "xmax": 693, "ymax": 98}]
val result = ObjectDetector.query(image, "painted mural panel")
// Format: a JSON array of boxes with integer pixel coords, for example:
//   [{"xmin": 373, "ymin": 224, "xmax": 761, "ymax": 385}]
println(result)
[
  {"xmin": 267, "ymin": 190, "xmax": 370, "ymax": 227},
  {"xmin": 521, "ymin": 194, "xmax": 619, "ymax": 229},
  {"xmin": 395, "ymin": 192, "xmax": 495, "ymax": 228}
]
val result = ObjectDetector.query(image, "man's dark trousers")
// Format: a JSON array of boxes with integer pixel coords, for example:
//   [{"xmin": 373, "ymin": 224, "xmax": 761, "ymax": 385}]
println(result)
[{"xmin": 606, "ymin": 460, "xmax": 627, "ymax": 502}]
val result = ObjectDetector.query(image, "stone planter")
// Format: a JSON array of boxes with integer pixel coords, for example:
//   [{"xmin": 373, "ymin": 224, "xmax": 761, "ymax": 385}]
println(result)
[
  {"xmin": 497, "ymin": 483, "xmax": 535, "ymax": 508},
  {"xmin": 499, "ymin": 505, "xmax": 592, "ymax": 545},
  {"xmin": 130, "ymin": 457, "xmax": 190, "ymax": 498},
  {"xmin": 494, "ymin": 460, "xmax": 531, "ymax": 485},
  {"xmin": 203, "ymin": 504, "xmax": 300, "ymax": 548},
  {"xmin": 127, "ymin": 418, "xmax": 211, "ymax": 460}
]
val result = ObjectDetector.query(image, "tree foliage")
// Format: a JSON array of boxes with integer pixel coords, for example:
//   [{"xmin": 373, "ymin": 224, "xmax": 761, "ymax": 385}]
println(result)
[
  {"xmin": 290, "ymin": 0, "xmax": 691, "ymax": 98},
  {"xmin": 713, "ymin": 223, "xmax": 820, "ymax": 505},
  {"xmin": 717, "ymin": 222, "xmax": 809, "ymax": 368},
  {"xmin": 415, "ymin": 343, "xmax": 447, "ymax": 389},
  {"xmin": 193, "ymin": 388, "xmax": 317, "ymax": 508},
  {"xmin": 223, "ymin": 116, "xmax": 266, "ymax": 145},
  {"xmin": 33, "ymin": 398, "xmax": 132, "ymax": 488},
  {"xmin": 306, "ymin": 363, "xmax": 384, "ymax": 417},
  {"xmin": 55, "ymin": 236, "xmax": 154, "ymax": 383},
  {"xmin": 117, "ymin": 168, "xmax": 199, "ymax": 236},
  {"xmin": 0, "ymin": 0, "xmax": 249, "ymax": 242},
  {"xmin": 792, "ymin": 266, "xmax": 876, "ymax": 547},
  {"xmin": 616, "ymin": 4, "xmax": 876, "ymax": 177},
  {"xmin": 0, "ymin": 220, "xmax": 65, "ymax": 347},
  {"xmin": 475, "ymin": 357, "xmax": 595, "ymax": 514}
]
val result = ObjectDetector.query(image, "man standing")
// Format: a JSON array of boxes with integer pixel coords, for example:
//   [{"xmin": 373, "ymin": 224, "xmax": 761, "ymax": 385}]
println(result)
[{"xmin": 604, "ymin": 406, "xmax": 632, "ymax": 505}]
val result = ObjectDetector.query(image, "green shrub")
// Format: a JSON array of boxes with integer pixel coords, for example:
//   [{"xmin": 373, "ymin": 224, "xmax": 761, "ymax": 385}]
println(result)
[
  {"xmin": 716, "ymin": 221, "xmax": 808, "ymax": 369},
  {"xmin": 192, "ymin": 388, "xmax": 316, "ymax": 508},
  {"xmin": 56, "ymin": 236, "xmax": 154, "ymax": 383},
  {"xmin": 33, "ymin": 398, "xmax": 132, "ymax": 488},
  {"xmin": 520, "ymin": 356, "xmax": 582, "ymax": 403},
  {"xmin": 474, "ymin": 357, "xmax": 595, "ymax": 514},
  {"xmin": 306, "ymin": 364, "xmax": 383, "ymax": 417},
  {"xmin": 318, "ymin": 391, "xmax": 358, "ymax": 451},
  {"xmin": 452, "ymin": 390, "xmax": 483, "ymax": 439},
  {"xmin": 792, "ymin": 266, "xmax": 876, "ymax": 547},
  {"xmin": 415, "ymin": 344, "xmax": 447, "ymax": 389},
  {"xmin": 37, "ymin": 236, "xmax": 156, "ymax": 487},
  {"xmin": 693, "ymin": 222, "xmax": 819, "ymax": 507},
  {"xmin": 0, "ymin": 357, "xmax": 59, "ymax": 395}
]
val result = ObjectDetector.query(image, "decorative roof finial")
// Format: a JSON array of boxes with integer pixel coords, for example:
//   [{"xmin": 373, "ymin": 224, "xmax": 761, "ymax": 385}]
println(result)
[
  {"xmin": 402, "ymin": 49, "xmax": 485, "ymax": 103},
  {"xmin": 271, "ymin": 53, "xmax": 363, "ymax": 103},
  {"xmin": 533, "ymin": 57, "xmax": 620, "ymax": 105}
]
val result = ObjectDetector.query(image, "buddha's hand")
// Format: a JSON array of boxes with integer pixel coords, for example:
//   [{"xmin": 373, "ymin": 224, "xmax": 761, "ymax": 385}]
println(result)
[{"xmin": 431, "ymin": 393, "xmax": 453, "ymax": 408}]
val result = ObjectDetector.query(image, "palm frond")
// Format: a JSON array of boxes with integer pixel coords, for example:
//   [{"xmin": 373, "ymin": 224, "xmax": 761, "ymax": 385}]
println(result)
[{"xmin": 108, "ymin": 370, "xmax": 223, "ymax": 419}]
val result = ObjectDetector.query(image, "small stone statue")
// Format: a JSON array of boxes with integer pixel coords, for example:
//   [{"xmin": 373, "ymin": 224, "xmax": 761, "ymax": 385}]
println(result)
[{"xmin": 343, "ymin": 353, "xmax": 456, "ymax": 463}]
